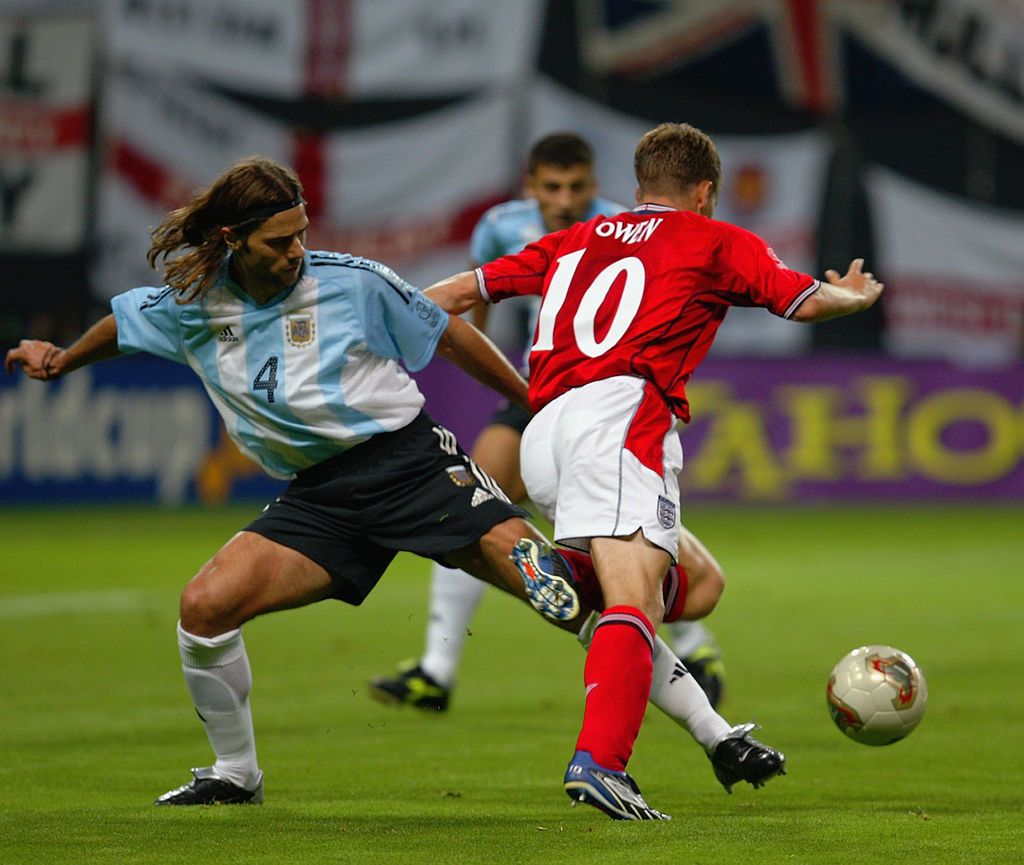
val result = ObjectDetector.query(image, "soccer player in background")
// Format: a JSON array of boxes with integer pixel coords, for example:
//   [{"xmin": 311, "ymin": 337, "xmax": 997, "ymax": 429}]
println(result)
[
  {"xmin": 425, "ymin": 122, "xmax": 884, "ymax": 820},
  {"xmin": 370, "ymin": 132, "xmax": 728, "ymax": 714}
]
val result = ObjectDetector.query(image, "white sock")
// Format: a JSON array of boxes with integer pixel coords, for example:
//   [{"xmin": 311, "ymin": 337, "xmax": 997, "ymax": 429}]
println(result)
[
  {"xmin": 576, "ymin": 617, "xmax": 730, "ymax": 752},
  {"xmin": 177, "ymin": 622, "xmax": 261, "ymax": 789},
  {"xmin": 419, "ymin": 563, "xmax": 486, "ymax": 687},
  {"xmin": 649, "ymin": 635, "xmax": 732, "ymax": 751},
  {"xmin": 665, "ymin": 619, "xmax": 715, "ymax": 659}
]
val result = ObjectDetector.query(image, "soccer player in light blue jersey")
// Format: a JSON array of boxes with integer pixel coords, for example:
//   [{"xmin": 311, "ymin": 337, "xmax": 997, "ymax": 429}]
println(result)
[
  {"xmin": 5, "ymin": 156, "xmax": 591, "ymax": 808},
  {"xmin": 370, "ymin": 133, "xmax": 728, "ymax": 715}
]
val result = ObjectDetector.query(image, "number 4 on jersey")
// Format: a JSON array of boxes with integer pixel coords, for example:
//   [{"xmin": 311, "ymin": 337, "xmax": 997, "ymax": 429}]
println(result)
[{"xmin": 253, "ymin": 356, "xmax": 279, "ymax": 403}]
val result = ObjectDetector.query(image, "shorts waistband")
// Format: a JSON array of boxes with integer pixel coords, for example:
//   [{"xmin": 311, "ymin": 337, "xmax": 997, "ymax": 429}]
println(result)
[{"xmin": 295, "ymin": 411, "xmax": 434, "ymax": 484}]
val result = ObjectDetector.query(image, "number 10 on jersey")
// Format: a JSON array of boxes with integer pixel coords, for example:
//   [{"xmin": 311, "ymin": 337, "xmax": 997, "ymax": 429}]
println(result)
[{"xmin": 532, "ymin": 248, "xmax": 646, "ymax": 359}]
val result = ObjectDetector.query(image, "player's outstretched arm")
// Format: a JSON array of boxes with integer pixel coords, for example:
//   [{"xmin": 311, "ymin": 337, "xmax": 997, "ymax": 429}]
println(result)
[
  {"xmin": 791, "ymin": 258, "xmax": 884, "ymax": 323},
  {"xmin": 424, "ymin": 271, "xmax": 482, "ymax": 315},
  {"xmin": 465, "ymin": 260, "xmax": 493, "ymax": 334},
  {"xmin": 433, "ymin": 313, "xmax": 529, "ymax": 410},
  {"xmin": 4, "ymin": 314, "xmax": 121, "ymax": 380}
]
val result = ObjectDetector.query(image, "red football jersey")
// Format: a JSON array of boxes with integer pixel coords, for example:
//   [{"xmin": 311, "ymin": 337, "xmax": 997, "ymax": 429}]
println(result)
[{"xmin": 479, "ymin": 204, "xmax": 819, "ymax": 420}]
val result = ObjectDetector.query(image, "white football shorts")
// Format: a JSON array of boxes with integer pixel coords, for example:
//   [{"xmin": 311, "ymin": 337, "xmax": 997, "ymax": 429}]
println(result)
[{"xmin": 520, "ymin": 375, "xmax": 682, "ymax": 559}]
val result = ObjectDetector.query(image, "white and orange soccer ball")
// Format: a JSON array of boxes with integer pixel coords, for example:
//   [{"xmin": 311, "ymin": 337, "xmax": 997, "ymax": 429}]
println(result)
[{"xmin": 826, "ymin": 645, "xmax": 928, "ymax": 746}]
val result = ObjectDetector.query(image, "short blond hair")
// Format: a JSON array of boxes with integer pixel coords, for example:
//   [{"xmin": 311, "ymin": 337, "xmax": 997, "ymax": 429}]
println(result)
[{"xmin": 634, "ymin": 123, "xmax": 721, "ymax": 200}]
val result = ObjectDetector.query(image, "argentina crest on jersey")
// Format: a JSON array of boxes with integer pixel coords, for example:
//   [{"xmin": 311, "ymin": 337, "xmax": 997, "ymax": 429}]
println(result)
[{"xmin": 286, "ymin": 313, "xmax": 316, "ymax": 348}]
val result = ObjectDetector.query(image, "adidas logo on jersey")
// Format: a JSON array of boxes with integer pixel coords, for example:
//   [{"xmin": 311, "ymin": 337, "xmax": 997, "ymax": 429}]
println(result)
[
  {"xmin": 218, "ymin": 326, "xmax": 240, "ymax": 343},
  {"xmin": 470, "ymin": 487, "xmax": 495, "ymax": 507}
]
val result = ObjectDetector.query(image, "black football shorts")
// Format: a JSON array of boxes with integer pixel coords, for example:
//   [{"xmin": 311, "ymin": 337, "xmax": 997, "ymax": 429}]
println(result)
[
  {"xmin": 244, "ymin": 412, "xmax": 528, "ymax": 605},
  {"xmin": 488, "ymin": 398, "xmax": 532, "ymax": 435}
]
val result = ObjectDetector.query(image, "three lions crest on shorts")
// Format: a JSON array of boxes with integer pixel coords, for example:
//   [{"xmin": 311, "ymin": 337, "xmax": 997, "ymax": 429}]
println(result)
[{"xmin": 657, "ymin": 495, "xmax": 676, "ymax": 529}]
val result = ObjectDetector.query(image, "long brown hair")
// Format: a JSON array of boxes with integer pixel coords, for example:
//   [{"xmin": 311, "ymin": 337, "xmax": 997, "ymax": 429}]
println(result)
[{"xmin": 147, "ymin": 156, "xmax": 304, "ymax": 303}]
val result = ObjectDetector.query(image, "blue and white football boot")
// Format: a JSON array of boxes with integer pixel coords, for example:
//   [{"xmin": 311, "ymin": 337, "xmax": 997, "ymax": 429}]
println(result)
[
  {"xmin": 564, "ymin": 750, "xmax": 671, "ymax": 821},
  {"xmin": 510, "ymin": 538, "xmax": 581, "ymax": 623}
]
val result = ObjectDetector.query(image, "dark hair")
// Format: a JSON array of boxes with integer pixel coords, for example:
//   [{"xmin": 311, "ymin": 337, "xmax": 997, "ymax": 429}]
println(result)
[
  {"xmin": 634, "ymin": 123, "xmax": 721, "ymax": 201},
  {"xmin": 527, "ymin": 132, "xmax": 594, "ymax": 175},
  {"xmin": 147, "ymin": 156, "xmax": 304, "ymax": 303}
]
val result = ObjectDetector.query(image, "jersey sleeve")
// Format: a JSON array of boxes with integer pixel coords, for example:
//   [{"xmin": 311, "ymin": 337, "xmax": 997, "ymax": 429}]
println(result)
[
  {"xmin": 356, "ymin": 265, "xmax": 448, "ymax": 372},
  {"xmin": 110, "ymin": 286, "xmax": 188, "ymax": 363},
  {"xmin": 478, "ymin": 229, "xmax": 566, "ymax": 302},
  {"xmin": 716, "ymin": 224, "xmax": 820, "ymax": 318}
]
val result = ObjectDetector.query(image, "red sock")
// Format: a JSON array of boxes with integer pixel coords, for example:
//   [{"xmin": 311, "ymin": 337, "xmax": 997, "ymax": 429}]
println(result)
[
  {"xmin": 662, "ymin": 564, "xmax": 689, "ymax": 623},
  {"xmin": 558, "ymin": 549, "xmax": 686, "ymax": 623},
  {"xmin": 558, "ymin": 548, "xmax": 591, "ymax": 577},
  {"xmin": 557, "ymin": 548, "xmax": 603, "ymax": 612},
  {"xmin": 574, "ymin": 606, "xmax": 655, "ymax": 771}
]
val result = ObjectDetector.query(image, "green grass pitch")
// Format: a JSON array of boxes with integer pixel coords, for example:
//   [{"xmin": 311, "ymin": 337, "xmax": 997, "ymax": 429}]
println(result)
[{"xmin": 0, "ymin": 503, "xmax": 1021, "ymax": 864}]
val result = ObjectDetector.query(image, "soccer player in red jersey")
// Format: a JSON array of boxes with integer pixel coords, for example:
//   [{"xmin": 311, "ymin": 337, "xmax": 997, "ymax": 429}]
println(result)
[
  {"xmin": 369, "ymin": 133, "xmax": 729, "ymax": 715},
  {"xmin": 426, "ymin": 122, "xmax": 883, "ymax": 820}
]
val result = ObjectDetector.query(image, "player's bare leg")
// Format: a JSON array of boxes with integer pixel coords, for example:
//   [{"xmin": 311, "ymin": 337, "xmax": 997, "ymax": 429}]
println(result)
[
  {"xmin": 158, "ymin": 532, "xmax": 334, "ymax": 806},
  {"xmin": 445, "ymin": 518, "xmax": 582, "ymax": 634},
  {"xmin": 590, "ymin": 532, "xmax": 668, "ymax": 622},
  {"xmin": 560, "ymin": 533, "xmax": 671, "ymax": 819},
  {"xmin": 369, "ymin": 422, "xmax": 527, "ymax": 710},
  {"xmin": 470, "ymin": 424, "xmax": 527, "ymax": 502}
]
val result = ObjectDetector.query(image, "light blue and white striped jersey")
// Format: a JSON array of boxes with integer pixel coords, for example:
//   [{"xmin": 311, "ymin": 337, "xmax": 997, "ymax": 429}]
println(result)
[
  {"xmin": 470, "ymin": 195, "xmax": 625, "ymax": 264},
  {"xmin": 111, "ymin": 250, "xmax": 448, "ymax": 478},
  {"xmin": 469, "ymin": 196, "xmax": 625, "ymax": 361}
]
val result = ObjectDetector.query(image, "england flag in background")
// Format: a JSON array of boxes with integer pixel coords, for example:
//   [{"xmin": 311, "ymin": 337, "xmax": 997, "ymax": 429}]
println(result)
[
  {"xmin": 86, "ymin": 0, "xmax": 1024, "ymax": 359},
  {"xmin": 104, "ymin": 0, "xmax": 544, "ymax": 98}
]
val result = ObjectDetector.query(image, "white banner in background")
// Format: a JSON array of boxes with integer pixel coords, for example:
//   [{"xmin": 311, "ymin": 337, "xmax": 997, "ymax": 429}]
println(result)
[
  {"xmin": 94, "ymin": 63, "xmax": 516, "ymax": 298},
  {"xmin": 311, "ymin": 92, "xmax": 514, "ymax": 283},
  {"xmin": 529, "ymin": 78, "xmax": 830, "ymax": 354},
  {"xmin": 93, "ymin": 63, "xmax": 292, "ymax": 298},
  {"xmin": 104, "ymin": 0, "xmax": 543, "ymax": 97},
  {"xmin": 0, "ymin": 10, "xmax": 94, "ymax": 252},
  {"xmin": 324, "ymin": 96, "xmax": 512, "ymax": 226},
  {"xmin": 868, "ymin": 166, "xmax": 1024, "ymax": 366},
  {"xmin": 338, "ymin": 0, "xmax": 543, "ymax": 96},
  {"xmin": 839, "ymin": 0, "xmax": 1024, "ymax": 144},
  {"xmin": 103, "ymin": 62, "xmax": 290, "ymax": 189},
  {"xmin": 709, "ymin": 129, "xmax": 830, "ymax": 355},
  {"xmin": 103, "ymin": 0, "xmax": 307, "ymax": 97},
  {"xmin": 93, "ymin": 177, "xmax": 177, "ymax": 297}
]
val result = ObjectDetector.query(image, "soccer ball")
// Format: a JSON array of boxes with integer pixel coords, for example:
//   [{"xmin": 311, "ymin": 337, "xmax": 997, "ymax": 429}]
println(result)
[{"xmin": 826, "ymin": 645, "xmax": 928, "ymax": 746}]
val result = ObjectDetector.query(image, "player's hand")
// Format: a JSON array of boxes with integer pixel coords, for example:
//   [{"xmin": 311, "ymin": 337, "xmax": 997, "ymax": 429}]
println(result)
[
  {"xmin": 4, "ymin": 340, "xmax": 61, "ymax": 379},
  {"xmin": 824, "ymin": 258, "xmax": 884, "ymax": 307}
]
